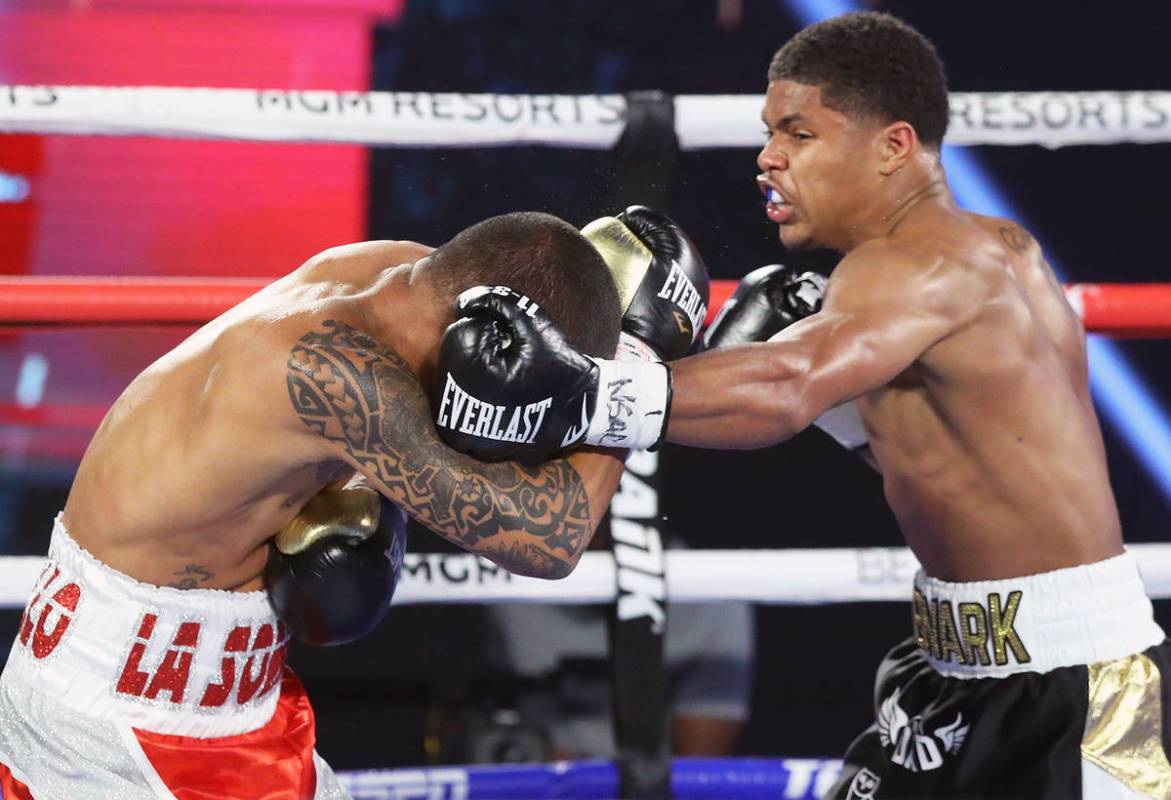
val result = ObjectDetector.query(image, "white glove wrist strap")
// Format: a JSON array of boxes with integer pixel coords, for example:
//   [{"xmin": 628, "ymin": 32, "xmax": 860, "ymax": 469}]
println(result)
[
  {"xmin": 615, "ymin": 331, "xmax": 662, "ymax": 363},
  {"xmin": 584, "ymin": 358, "xmax": 670, "ymax": 450}
]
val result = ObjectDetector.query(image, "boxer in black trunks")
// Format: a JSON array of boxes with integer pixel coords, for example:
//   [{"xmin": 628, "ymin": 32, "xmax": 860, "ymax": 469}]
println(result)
[{"xmin": 436, "ymin": 13, "xmax": 1171, "ymax": 799}]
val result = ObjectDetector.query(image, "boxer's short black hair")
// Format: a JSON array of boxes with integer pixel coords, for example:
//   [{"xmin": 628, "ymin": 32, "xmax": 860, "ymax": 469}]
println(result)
[
  {"xmin": 768, "ymin": 11, "xmax": 949, "ymax": 150},
  {"xmin": 428, "ymin": 212, "xmax": 621, "ymax": 358}
]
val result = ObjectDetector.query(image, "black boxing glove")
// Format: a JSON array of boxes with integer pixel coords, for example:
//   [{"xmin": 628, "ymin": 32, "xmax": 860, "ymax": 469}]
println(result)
[
  {"xmin": 433, "ymin": 285, "xmax": 671, "ymax": 461},
  {"xmin": 703, "ymin": 264, "xmax": 826, "ymax": 349},
  {"xmin": 433, "ymin": 285, "xmax": 602, "ymax": 463},
  {"xmin": 704, "ymin": 265, "xmax": 867, "ymax": 451},
  {"xmin": 265, "ymin": 481, "xmax": 406, "ymax": 646},
  {"xmin": 582, "ymin": 206, "xmax": 710, "ymax": 362}
]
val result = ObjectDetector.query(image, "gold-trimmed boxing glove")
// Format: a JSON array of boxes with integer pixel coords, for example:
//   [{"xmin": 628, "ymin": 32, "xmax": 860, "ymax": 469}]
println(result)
[
  {"xmin": 582, "ymin": 206, "xmax": 711, "ymax": 363},
  {"xmin": 265, "ymin": 481, "xmax": 407, "ymax": 646}
]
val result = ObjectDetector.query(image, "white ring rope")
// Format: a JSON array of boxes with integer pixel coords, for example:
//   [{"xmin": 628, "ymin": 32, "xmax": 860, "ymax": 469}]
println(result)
[
  {"xmin": 1, "ymin": 86, "xmax": 1169, "ymax": 149},
  {"xmin": 4, "ymin": 545, "xmax": 1171, "ymax": 609}
]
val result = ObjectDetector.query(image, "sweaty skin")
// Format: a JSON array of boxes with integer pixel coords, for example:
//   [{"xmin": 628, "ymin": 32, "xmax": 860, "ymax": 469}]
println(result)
[
  {"xmin": 63, "ymin": 240, "xmax": 624, "ymax": 591},
  {"xmin": 667, "ymin": 80, "xmax": 1122, "ymax": 581}
]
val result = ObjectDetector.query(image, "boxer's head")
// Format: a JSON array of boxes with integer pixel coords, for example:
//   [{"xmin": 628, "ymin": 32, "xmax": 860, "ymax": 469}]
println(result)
[
  {"xmin": 424, "ymin": 212, "xmax": 621, "ymax": 358},
  {"xmin": 758, "ymin": 12, "xmax": 949, "ymax": 251}
]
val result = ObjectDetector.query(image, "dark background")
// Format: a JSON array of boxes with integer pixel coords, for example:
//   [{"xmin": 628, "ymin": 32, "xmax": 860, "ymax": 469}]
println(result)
[{"xmin": 2, "ymin": 0, "xmax": 1169, "ymax": 770}]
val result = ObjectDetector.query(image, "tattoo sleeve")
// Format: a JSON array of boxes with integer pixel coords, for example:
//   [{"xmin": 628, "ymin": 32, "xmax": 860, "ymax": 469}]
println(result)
[{"xmin": 286, "ymin": 320, "xmax": 592, "ymax": 577}]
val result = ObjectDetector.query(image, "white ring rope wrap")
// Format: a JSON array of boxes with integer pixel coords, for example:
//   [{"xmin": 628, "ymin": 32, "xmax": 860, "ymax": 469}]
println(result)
[
  {"xmin": 3, "ymin": 546, "xmax": 1171, "ymax": 609},
  {"xmin": 1, "ymin": 86, "xmax": 1169, "ymax": 149},
  {"xmin": 0, "ymin": 86, "xmax": 627, "ymax": 148}
]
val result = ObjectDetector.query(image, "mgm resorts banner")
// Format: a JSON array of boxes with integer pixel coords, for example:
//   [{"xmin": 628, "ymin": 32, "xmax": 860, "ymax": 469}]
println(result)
[{"xmin": 3, "ymin": 86, "xmax": 1169, "ymax": 149}]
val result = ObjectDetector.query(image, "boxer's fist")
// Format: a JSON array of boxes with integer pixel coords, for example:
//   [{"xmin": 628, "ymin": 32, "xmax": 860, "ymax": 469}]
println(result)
[
  {"xmin": 432, "ymin": 286, "xmax": 600, "ymax": 463},
  {"xmin": 433, "ymin": 285, "xmax": 672, "ymax": 458},
  {"xmin": 703, "ymin": 264, "xmax": 825, "ymax": 349},
  {"xmin": 265, "ymin": 483, "xmax": 406, "ymax": 646},
  {"xmin": 582, "ymin": 206, "xmax": 710, "ymax": 361}
]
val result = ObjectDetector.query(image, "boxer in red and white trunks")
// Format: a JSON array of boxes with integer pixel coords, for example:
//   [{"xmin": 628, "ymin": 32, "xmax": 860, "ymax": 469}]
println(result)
[
  {"xmin": 0, "ymin": 212, "xmax": 635, "ymax": 799},
  {"xmin": 1, "ymin": 515, "xmax": 334, "ymax": 798}
]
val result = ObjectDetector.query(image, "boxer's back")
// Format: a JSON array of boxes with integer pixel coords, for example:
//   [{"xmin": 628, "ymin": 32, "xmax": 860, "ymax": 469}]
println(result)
[
  {"xmin": 63, "ymin": 240, "xmax": 432, "ymax": 590},
  {"xmin": 859, "ymin": 209, "xmax": 1123, "ymax": 581}
]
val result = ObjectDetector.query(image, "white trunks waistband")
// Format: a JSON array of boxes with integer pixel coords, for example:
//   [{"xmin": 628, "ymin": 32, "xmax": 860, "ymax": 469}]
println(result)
[
  {"xmin": 0, "ymin": 513, "xmax": 288, "ymax": 737},
  {"xmin": 912, "ymin": 550, "xmax": 1165, "ymax": 679}
]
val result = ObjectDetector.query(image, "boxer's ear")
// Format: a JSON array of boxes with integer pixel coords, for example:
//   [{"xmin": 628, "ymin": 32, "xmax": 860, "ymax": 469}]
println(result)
[{"xmin": 878, "ymin": 120, "xmax": 917, "ymax": 176}]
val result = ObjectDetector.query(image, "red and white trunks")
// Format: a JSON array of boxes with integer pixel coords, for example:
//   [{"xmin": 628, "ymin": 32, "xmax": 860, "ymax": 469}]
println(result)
[{"xmin": 0, "ymin": 514, "xmax": 348, "ymax": 799}]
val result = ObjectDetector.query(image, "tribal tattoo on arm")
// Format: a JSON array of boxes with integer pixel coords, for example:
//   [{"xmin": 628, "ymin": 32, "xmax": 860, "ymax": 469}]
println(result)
[{"xmin": 286, "ymin": 320, "xmax": 592, "ymax": 578}]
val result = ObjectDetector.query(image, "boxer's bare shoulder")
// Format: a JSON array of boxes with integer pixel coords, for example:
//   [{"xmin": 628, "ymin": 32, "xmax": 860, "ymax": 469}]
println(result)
[
  {"xmin": 290, "ymin": 239, "xmax": 433, "ymax": 286},
  {"xmin": 822, "ymin": 223, "xmax": 992, "ymax": 354},
  {"xmin": 61, "ymin": 243, "xmax": 431, "ymax": 587}
]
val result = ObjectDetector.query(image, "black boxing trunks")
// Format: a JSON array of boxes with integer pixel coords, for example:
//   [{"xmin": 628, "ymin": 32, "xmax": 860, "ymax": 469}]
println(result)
[
  {"xmin": 828, "ymin": 551, "xmax": 1171, "ymax": 799},
  {"xmin": 0, "ymin": 514, "xmax": 349, "ymax": 799}
]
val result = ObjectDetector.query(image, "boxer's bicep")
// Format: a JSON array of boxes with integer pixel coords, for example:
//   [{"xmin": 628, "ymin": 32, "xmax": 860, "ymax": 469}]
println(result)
[
  {"xmin": 789, "ymin": 249, "xmax": 976, "ymax": 411},
  {"xmin": 791, "ymin": 303, "xmax": 952, "ymax": 412},
  {"xmin": 284, "ymin": 319, "xmax": 600, "ymax": 579},
  {"xmin": 668, "ymin": 270, "xmax": 962, "ymax": 449},
  {"xmin": 668, "ymin": 312, "xmax": 928, "ymax": 448}
]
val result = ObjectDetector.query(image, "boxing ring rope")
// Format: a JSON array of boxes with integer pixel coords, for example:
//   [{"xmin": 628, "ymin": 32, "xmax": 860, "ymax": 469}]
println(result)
[
  {"xmin": 6, "ymin": 545, "xmax": 1171, "ymax": 610},
  {"xmin": 4, "ymin": 86, "xmax": 1171, "ymax": 800},
  {"xmin": 2, "ymin": 86, "xmax": 1170, "ymax": 148},
  {"xmin": 4, "ymin": 276, "xmax": 1171, "ymax": 335}
]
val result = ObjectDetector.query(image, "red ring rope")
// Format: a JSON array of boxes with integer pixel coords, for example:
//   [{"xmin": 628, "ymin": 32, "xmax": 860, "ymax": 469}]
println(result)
[
  {"xmin": 1065, "ymin": 283, "xmax": 1171, "ymax": 337},
  {"xmin": 2, "ymin": 276, "xmax": 1171, "ymax": 335},
  {"xmin": 0, "ymin": 277, "xmax": 268, "ymax": 326}
]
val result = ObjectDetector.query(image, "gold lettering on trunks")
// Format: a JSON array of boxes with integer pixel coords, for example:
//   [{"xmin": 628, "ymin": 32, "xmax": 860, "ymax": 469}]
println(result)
[
  {"xmin": 958, "ymin": 602, "xmax": 991, "ymax": 666},
  {"xmin": 935, "ymin": 600, "xmax": 965, "ymax": 664},
  {"xmin": 988, "ymin": 591, "xmax": 1031, "ymax": 666},
  {"xmin": 914, "ymin": 589, "xmax": 1029, "ymax": 667},
  {"xmin": 912, "ymin": 589, "xmax": 939, "ymax": 659}
]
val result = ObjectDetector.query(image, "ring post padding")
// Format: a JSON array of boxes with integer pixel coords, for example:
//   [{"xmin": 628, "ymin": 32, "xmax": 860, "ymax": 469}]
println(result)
[
  {"xmin": 608, "ymin": 450, "xmax": 672, "ymax": 798},
  {"xmin": 614, "ymin": 90, "xmax": 676, "ymax": 210}
]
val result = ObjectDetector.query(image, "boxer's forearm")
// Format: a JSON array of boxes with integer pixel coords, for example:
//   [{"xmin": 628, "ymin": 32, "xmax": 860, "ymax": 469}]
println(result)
[
  {"xmin": 567, "ymin": 446, "xmax": 627, "ymax": 515},
  {"xmin": 287, "ymin": 319, "xmax": 621, "ymax": 579},
  {"xmin": 665, "ymin": 342, "xmax": 814, "ymax": 449}
]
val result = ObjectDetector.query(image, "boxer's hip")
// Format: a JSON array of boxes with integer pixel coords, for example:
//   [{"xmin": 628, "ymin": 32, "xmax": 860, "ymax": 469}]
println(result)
[
  {"xmin": 3, "ymin": 512, "xmax": 285, "ymax": 736},
  {"xmin": 828, "ymin": 553, "xmax": 1171, "ymax": 798},
  {"xmin": 0, "ymin": 514, "xmax": 349, "ymax": 798},
  {"xmin": 833, "ymin": 637, "xmax": 1171, "ymax": 798},
  {"xmin": 0, "ymin": 666, "xmax": 347, "ymax": 799},
  {"xmin": 911, "ymin": 549, "xmax": 1164, "ymax": 678}
]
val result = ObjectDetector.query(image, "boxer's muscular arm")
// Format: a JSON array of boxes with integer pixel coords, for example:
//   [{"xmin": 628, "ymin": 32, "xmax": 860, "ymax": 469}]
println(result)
[
  {"xmin": 286, "ymin": 319, "xmax": 623, "ymax": 579},
  {"xmin": 667, "ymin": 251, "xmax": 980, "ymax": 449}
]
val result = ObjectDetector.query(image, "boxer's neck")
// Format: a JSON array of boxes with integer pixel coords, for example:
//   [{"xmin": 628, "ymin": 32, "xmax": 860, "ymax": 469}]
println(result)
[
  {"xmin": 838, "ymin": 154, "xmax": 951, "ymax": 253},
  {"xmin": 360, "ymin": 260, "xmax": 446, "ymax": 389}
]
